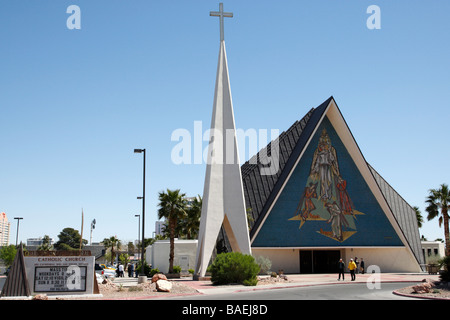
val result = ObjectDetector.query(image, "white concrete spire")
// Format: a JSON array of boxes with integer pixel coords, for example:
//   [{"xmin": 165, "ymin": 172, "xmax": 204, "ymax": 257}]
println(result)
[{"xmin": 195, "ymin": 9, "xmax": 251, "ymax": 277}]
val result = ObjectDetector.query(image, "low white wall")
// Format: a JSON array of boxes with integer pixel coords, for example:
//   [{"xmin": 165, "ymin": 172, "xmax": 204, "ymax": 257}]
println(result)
[
  {"xmin": 147, "ymin": 240, "xmax": 197, "ymax": 273},
  {"xmin": 342, "ymin": 247, "xmax": 422, "ymax": 273},
  {"xmin": 252, "ymin": 247, "xmax": 422, "ymax": 274},
  {"xmin": 252, "ymin": 248, "xmax": 300, "ymax": 274}
]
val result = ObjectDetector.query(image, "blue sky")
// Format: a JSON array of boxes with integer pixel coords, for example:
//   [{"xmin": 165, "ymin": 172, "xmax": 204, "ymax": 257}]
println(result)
[{"xmin": 0, "ymin": 0, "xmax": 449, "ymax": 245}]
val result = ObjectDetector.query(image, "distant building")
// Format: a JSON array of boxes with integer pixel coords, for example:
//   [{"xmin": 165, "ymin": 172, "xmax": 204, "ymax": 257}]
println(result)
[
  {"xmin": 155, "ymin": 220, "xmax": 166, "ymax": 236},
  {"xmin": 421, "ymin": 241, "xmax": 445, "ymax": 262},
  {"xmin": 0, "ymin": 212, "xmax": 11, "ymax": 246},
  {"xmin": 26, "ymin": 237, "xmax": 55, "ymax": 247}
]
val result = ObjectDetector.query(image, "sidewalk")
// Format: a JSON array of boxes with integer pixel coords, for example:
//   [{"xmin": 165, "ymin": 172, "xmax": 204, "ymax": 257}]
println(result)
[{"xmin": 174, "ymin": 272, "xmax": 441, "ymax": 296}]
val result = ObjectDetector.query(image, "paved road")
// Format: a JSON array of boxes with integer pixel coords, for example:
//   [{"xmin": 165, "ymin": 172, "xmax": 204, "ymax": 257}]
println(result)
[{"xmin": 167, "ymin": 282, "xmax": 420, "ymax": 300}]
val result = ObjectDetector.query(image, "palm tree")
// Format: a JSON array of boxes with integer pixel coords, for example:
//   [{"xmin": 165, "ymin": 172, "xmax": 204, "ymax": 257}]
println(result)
[
  {"xmin": 413, "ymin": 206, "xmax": 423, "ymax": 228},
  {"xmin": 425, "ymin": 183, "xmax": 450, "ymax": 256},
  {"xmin": 183, "ymin": 195, "xmax": 202, "ymax": 239},
  {"xmin": 103, "ymin": 236, "xmax": 122, "ymax": 265},
  {"xmin": 158, "ymin": 189, "xmax": 187, "ymax": 273}
]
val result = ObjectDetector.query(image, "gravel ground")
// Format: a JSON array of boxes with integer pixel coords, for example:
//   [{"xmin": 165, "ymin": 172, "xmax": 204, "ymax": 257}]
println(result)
[
  {"xmin": 86, "ymin": 275, "xmax": 290, "ymax": 300},
  {"xmin": 394, "ymin": 280, "xmax": 450, "ymax": 300},
  {"xmin": 92, "ymin": 279, "xmax": 200, "ymax": 299}
]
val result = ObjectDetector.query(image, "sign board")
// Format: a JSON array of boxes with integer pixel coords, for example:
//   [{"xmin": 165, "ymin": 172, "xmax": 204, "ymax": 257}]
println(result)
[{"xmin": 24, "ymin": 256, "xmax": 95, "ymax": 295}]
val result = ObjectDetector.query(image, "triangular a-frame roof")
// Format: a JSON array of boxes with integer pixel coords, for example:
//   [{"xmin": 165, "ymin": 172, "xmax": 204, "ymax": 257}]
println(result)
[{"xmin": 241, "ymin": 97, "xmax": 424, "ymax": 267}]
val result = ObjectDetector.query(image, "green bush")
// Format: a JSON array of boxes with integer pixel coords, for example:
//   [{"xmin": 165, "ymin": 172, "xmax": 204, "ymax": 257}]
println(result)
[
  {"xmin": 210, "ymin": 252, "xmax": 259, "ymax": 286},
  {"xmin": 255, "ymin": 256, "xmax": 272, "ymax": 274},
  {"xmin": 135, "ymin": 262, "xmax": 152, "ymax": 277},
  {"xmin": 172, "ymin": 265, "xmax": 182, "ymax": 273},
  {"xmin": 149, "ymin": 268, "xmax": 160, "ymax": 277},
  {"xmin": 243, "ymin": 277, "xmax": 259, "ymax": 286},
  {"xmin": 439, "ymin": 256, "xmax": 450, "ymax": 282}
]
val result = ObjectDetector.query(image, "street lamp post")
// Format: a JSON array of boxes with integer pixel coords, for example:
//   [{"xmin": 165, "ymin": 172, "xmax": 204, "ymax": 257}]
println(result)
[
  {"xmin": 134, "ymin": 148, "xmax": 146, "ymax": 281},
  {"xmin": 14, "ymin": 217, "xmax": 23, "ymax": 247},
  {"xmin": 134, "ymin": 214, "xmax": 140, "ymax": 253}
]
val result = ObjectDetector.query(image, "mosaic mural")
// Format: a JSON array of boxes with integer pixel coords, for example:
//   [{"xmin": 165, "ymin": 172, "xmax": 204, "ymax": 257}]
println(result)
[
  {"xmin": 288, "ymin": 128, "xmax": 364, "ymax": 242},
  {"xmin": 251, "ymin": 117, "xmax": 403, "ymax": 248}
]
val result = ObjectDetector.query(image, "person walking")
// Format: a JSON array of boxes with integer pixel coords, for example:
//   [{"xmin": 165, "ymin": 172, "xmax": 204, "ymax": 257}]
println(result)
[
  {"xmin": 360, "ymin": 258, "xmax": 365, "ymax": 274},
  {"xmin": 337, "ymin": 258, "xmax": 345, "ymax": 281},
  {"xmin": 128, "ymin": 263, "xmax": 134, "ymax": 277},
  {"xmin": 354, "ymin": 257, "xmax": 359, "ymax": 274},
  {"xmin": 348, "ymin": 258, "xmax": 357, "ymax": 281},
  {"xmin": 118, "ymin": 263, "xmax": 124, "ymax": 277}
]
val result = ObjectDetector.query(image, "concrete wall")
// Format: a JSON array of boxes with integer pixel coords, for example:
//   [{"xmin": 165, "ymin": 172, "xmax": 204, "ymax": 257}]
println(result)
[
  {"xmin": 342, "ymin": 247, "xmax": 422, "ymax": 273},
  {"xmin": 147, "ymin": 240, "xmax": 197, "ymax": 273}
]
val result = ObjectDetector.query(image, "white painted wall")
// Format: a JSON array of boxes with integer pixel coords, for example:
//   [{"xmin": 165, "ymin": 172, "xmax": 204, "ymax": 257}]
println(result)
[
  {"xmin": 252, "ymin": 247, "xmax": 422, "ymax": 274},
  {"xmin": 147, "ymin": 240, "xmax": 198, "ymax": 273}
]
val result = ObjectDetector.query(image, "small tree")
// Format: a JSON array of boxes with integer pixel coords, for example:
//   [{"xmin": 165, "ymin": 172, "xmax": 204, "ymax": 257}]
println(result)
[
  {"xmin": 119, "ymin": 253, "xmax": 130, "ymax": 269},
  {"xmin": 0, "ymin": 245, "xmax": 17, "ymax": 267},
  {"xmin": 55, "ymin": 227, "xmax": 86, "ymax": 250}
]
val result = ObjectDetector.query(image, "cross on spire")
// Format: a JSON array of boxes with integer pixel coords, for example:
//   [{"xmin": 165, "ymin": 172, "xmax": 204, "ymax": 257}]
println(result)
[{"xmin": 210, "ymin": 3, "xmax": 233, "ymax": 42}]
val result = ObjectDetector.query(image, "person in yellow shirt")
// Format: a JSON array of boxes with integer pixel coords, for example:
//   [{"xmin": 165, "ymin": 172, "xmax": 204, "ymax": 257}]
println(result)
[{"xmin": 348, "ymin": 258, "xmax": 357, "ymax": 281}]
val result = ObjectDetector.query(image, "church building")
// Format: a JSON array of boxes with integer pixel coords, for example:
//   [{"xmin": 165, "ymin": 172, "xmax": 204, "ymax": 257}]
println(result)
[{"xmin": 240, "ymin": 97, "xmax": 424, "ymax": 273}]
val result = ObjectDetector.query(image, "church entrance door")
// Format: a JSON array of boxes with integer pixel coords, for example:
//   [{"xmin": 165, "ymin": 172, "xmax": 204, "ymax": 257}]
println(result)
[{"xmin": 299, "ymin": 250, "xmax": 340, "ymax": 274}]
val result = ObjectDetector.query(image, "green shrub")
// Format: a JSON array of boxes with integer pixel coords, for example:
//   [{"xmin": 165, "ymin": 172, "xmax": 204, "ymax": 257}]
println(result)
[
  {"xmin": 243, "ymin": 277, "xmax": 259, "ymax": 286},
  {"xmin": 439, "ymin": 270, "xmax": 450, "ymax": 282},
  {"xmin": 255, "ymin": 256, "xmax": 272, "ymax": 274},
  {"xmin": 188, "ymin": 269, "xmax": 195, "ymax": 274},
  {"xmin": 135, "ymin": 262, "xmax": 152, "ymax": 277},
  {"xmin": 149, "ymin": 268, "xmax": 160, "ymax": 277},
  {"xmin": 210, "ymin": 252, "xmax": 259, "ymax": 286},
  {"xmin": 439, "ymin": 256, "xmax": 450, "ymax": 282},
  {"xmin": 172, "ymin": 265, "xmax": 182, "ymax": 273}
]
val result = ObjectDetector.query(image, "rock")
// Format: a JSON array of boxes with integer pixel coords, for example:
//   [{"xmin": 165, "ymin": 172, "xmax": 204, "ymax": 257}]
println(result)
[
  {"xmin": 151, "ymin": 273, "xmax": 167, "ymax": 283},
  {"xmin": 422, "ymin": 278, "xmax": 436, "ymax": 286},
  {"xmin": 156, "ymin": 279, "xmax": 172, "ymax": 292},
  {"xmin": 412, "ymin": 282, "xmax": 433, "ymax": 294}
]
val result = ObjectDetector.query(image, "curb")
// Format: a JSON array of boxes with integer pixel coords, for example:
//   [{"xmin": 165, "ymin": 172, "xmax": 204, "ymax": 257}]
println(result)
[{"xmin": 392, "ymin": 289, "xmax": 450, "ymax": 301}]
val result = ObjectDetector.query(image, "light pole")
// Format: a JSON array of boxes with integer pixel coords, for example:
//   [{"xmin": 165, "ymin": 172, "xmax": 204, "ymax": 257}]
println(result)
[
  {"xmin": 134, "ymin": 148, "xmax": 146, "ymax": 280},
  {"xmin": 14, "ymin": 217, "xmax": 23, "ymax": 247},
  {"xmin": 134, "ymin": 214, "xmax": 140, "ymax": 252}
]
